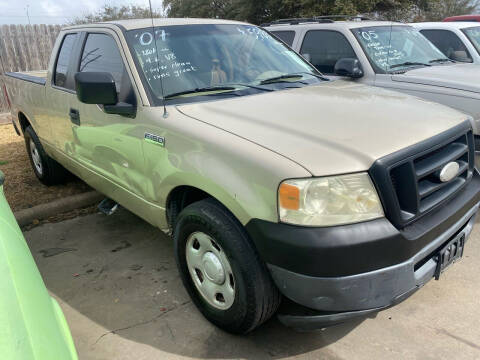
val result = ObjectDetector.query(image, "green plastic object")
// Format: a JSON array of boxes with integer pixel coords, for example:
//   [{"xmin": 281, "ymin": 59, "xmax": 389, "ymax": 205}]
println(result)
[{"xmin": 0, "ymin": 170, "xmax": 78, "ymax": 360}]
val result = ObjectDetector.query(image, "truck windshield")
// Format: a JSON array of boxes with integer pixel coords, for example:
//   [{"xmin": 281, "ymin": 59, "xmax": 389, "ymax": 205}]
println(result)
[
  {"xmin": 462, "ymin": 27, "xmax": 480, "ymax": 55},
  {"xmin": 352, "ymin": 26, "xmax": 450, "ymax": 73},
  {"xmin": 126, "ymin": 24, "xmax": 321, "ymax": 103}
]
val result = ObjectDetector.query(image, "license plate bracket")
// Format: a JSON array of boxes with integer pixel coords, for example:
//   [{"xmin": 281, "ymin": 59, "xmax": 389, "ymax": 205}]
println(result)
[{"xmin": 434, "ymin": 233, "xmax": 465, "ymax": 280}]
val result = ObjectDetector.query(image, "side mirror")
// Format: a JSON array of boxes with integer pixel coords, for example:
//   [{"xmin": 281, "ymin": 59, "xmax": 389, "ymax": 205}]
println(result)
[
  {"xmin": 334, "ymin": 58, "xmax": 364, "ymax": 78},
  {"xmin": 74, "ymin": 72, "xmax": 118, "ymax": 105},
  {"xmin": 74, "ymin": 72, "xmax": 136, "ymax": 117}
]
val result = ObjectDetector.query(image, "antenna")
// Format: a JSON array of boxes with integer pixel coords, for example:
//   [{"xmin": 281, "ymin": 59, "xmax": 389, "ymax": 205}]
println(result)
[
  {"xmin": 25, "ymin": 5, "xmax": 31, "ymax": 26},
  {"xmin": 386, "ymin": 20, "xmax": 393, "ymax": 72},
  {"xmin": 148, "ymin": 0, "xmax": 168, "ymax": 118}
]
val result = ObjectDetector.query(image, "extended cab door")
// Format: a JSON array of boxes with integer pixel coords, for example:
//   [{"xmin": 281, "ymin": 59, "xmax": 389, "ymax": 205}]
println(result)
[
  {"xmin": 296, "ymin": 28, "xmax": 375, "ymax": 84},
  {"xmin": 68, "ymin": 29, "xmax": 147, "ymax": 199},
  {"xmin": 44, "ymin": 32, "xmax": 82, "ymax": 151},
  {"xmin": 298, "ymin": 30, "xmax": 358, "ymax": 79},
  {"xmin": 419, "ymin": 29, "xmax": 474, "ymax": 63}
]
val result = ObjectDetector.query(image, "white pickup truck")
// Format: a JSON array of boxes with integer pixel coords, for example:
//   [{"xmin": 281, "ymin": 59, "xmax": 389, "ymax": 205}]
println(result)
[
  {"xmin": 265, "ymin": 19, "xmax": 480, "ymax": 164},
  {"xmin": 412, "ymin": 22, "xmax": 480, "ymax": 64}
]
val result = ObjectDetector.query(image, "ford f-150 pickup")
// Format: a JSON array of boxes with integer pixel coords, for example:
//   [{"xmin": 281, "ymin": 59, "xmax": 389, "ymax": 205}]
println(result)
[{"xmin": 4, "ymin": 18, "xmax": 480, "ymax": 333}]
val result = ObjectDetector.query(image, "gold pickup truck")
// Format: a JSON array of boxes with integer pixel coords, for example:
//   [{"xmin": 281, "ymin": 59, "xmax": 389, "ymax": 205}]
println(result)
[{"xmin": 4, "ymin": 18, "xmax": 480, "ymax": 333}]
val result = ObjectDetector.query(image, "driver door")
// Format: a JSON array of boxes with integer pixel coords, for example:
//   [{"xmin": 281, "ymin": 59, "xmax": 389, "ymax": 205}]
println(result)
[
  {"xmin": 70, "ymin": 30, "xmax": 148, "ymax": 199},
  {"xmin": 299, "ymin": 29, "xmax": 365, "ymax": 81}
]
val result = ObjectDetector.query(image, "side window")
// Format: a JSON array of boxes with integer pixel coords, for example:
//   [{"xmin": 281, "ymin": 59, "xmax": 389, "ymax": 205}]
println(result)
[
  {"xmin": 300, "ymin": 30, "xmax": 357, "ymax": 74},
  {"xmin": 420, "ymin": 29, "xmax": 473, "ymax": 62},
  {"xmin": 271, "ymin": 31, "xmax": 296, "ymax": 46},
  {"xmin": 54, "ymin": 33, "xmax": 77, "ymax": 89},
  {"xmin": 80, "ymin": 33, "xmax": 126, "ymax": 92}
]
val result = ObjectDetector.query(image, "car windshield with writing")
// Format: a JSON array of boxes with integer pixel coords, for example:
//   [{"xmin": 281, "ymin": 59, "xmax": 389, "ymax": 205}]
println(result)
[
  {"xmin": 126, "ymin": 24, "xmax": 322, "ymax": 104},
  {"xmin": 352, "ymin": 26, "xmax": 451, "ymax": 73},
  {"xmin": 462, "ymin": 26, "xmax": 480, "ymax": 55}
]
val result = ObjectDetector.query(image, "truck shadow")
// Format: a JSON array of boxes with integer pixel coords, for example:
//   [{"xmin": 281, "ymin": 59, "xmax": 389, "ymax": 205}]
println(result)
[{"xmin": 25, "ymin": 207, "xmax": 366, "ymax": 359}]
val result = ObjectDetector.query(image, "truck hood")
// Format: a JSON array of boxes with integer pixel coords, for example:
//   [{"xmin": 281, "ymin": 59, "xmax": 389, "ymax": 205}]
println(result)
[
  {"xmin": 391, "ymin": 63, "xmax": 480, "ymax": 94},
  {"xmin": 177, "ymin": 81, "xmax": 467, "ymax": 176}
]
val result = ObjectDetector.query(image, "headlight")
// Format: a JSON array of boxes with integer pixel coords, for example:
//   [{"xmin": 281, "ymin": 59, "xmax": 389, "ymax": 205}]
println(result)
[{"xmin": 278, "ymin": 173, "xmax": 384, "ymax": 226}]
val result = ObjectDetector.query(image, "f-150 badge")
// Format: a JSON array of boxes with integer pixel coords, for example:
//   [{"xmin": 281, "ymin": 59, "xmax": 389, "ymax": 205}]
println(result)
[{"xmin": 144, "ymin": 133, "xmax": 165, "ymax": 147}]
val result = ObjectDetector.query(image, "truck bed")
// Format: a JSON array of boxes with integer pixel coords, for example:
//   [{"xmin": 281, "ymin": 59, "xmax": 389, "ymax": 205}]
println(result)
[
  {"xmin": 3, "ymin": 70, "xmax": 48, "ymax": 135},
  {"xmin": 5, "ymin": 70, "xmax": 47, "ymax": 85}
]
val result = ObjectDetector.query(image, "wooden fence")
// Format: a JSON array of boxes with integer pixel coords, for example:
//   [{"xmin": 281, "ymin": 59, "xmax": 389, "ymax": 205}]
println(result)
[{"xmin": 0, "ymin": 24, "xmax": 62, "ymax": 112}]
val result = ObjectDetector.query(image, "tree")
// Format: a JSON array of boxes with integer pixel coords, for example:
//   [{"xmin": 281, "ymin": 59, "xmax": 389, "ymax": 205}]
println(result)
[
  {"xmin": 69, "ymin": 4, "xmax": 164, "ymax": 25},
  {"xmin": 414, "ymin": 0, "xmax": 480, "ymax": 21},
  {"xmin": 164, "ymin": 0, "xmax": 236, "ymax": 20},
  {"xmin": 163, "ymin": 0, "xmax": 479, "ymax": 24}
]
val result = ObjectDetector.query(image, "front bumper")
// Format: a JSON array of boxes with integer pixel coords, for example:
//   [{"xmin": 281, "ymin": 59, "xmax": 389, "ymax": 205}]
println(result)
[
  {"xmin": 275, "ymin": 207, "xmax": 476, "ymax": 330},
  {"xmin": 270, "ymin": 204, "xmax": 477, "ymax": 311},
  {"xmin": 245, "ymin": 171, "xmax": 480, "ymax": 330}
]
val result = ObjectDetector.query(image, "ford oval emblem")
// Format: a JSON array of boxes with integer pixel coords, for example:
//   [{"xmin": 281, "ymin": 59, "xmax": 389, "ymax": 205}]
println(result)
[{"xmin": 439, "ymin": 162, "xmax": 460, "ymax": 183}]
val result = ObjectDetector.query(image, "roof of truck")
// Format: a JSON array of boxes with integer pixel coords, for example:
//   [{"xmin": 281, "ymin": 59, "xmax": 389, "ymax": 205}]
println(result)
[
  {"xmin": 64, "ymin": 18, "xmax": 247, "ymax": 31},
  {"xmin": 264, "ymin": 20, "xmax": 408, "ymax": 30}
]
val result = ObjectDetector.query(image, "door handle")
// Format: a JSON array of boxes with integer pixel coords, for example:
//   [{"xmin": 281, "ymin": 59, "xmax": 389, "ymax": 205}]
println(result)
[{"xmin": 69, "ymin": 108, "xmax": 80, "ymax": 125}]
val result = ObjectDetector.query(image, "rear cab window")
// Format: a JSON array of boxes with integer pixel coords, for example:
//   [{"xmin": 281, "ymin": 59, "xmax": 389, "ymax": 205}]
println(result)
[
  {"xmin": 271, "ymin": 30, "xmax": 296, "ymax": 46},
  {"xmin": 420, "ymin": 29, "xmax": 473, "ymax": 62},
  {"xmin": 299, "ymin": 30, "xmax": 357, "ymax": 74},
  {"xmin": 54, "ymin": 33, "xmax": 78, "ymax": 90}
]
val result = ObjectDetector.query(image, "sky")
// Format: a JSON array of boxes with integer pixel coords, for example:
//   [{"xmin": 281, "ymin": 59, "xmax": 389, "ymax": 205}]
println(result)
[{"xmin": 0, "ymin": 0, "xmax": 164, "ymax": 25}]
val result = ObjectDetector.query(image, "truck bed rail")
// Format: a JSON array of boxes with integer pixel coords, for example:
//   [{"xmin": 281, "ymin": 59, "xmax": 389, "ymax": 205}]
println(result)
[{"xmin": 5, "ymin": 72, "xmax": 46, "ymax": 86}]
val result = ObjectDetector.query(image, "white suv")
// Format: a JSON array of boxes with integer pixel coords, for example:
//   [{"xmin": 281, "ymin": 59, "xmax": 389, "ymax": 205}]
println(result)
[
  {"xmin": 264, "ymin": 18, "xmax": 480, "ymax": 163},
  {"xmin": 412, "ymin": 22, "xmax": 480, "ymax": 64}
]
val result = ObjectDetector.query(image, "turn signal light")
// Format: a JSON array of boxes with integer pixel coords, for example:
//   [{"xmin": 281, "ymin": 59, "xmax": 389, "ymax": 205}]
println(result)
[{"xmin": 279, "ymin": 183, "xmax": 300, "ymax": 210}]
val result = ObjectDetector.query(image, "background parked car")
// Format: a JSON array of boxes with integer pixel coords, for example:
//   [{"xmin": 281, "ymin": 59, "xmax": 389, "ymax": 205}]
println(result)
[
  {"xmin": 265, "ymin": 19, "xmax": 480, "ymax": 166},
  {"xmin": 412, "ymin": 22, "xmax": 480, "ymax": 64},
  {"xmin": 0, "ymin": 170, "xmax": 78, "ymax": 360}
]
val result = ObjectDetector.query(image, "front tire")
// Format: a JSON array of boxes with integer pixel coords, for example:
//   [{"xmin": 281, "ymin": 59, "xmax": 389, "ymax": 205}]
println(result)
[
  {"xmin": 174, "ymin": 198, "xmax": 281, "ymax": 334},
  {"xmin": 24, "ymin": 126, "xmax": 67, "ymax": 185}
]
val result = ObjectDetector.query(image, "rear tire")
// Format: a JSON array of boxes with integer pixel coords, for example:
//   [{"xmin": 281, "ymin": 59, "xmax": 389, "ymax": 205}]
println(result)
[
  {"xmin": 24, "ymin": 126, "xmax": 68, "ymax": 186},
  {"xmin": 174, "ymin": 198, "xmax": 281, "ymax": 334}
]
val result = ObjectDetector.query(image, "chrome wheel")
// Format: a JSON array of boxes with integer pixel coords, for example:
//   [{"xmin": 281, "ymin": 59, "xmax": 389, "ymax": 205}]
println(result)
[
  {"xmin": 185, "ymin": 232, "xmax": 235, "ymax": 310},
  {"xmin": 29, "ymin": 139, "xmax": 43, "ymax": 176}
]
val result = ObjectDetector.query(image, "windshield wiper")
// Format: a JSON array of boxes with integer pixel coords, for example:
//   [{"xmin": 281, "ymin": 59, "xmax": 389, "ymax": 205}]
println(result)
[
  {"xmin": 297, "ymin": 71, "xmax": 330, "ymax": 81},
  {"xmin": 164, "ymin": 86, "xmax": 237, "ymax": 99},
  {"xmin": 390, "ymin": 62, "xmax": 431, "ymax": 69},
  {"xmin": 163, "ymin": 74, "xmax": 323, "ymax": 99},
  {"xmin": 259, "ymin": 74, "xmax": 308, "ymax": 85},
  {"xmin": 259, "ymin": 72, "xmax": 329, "ymax": 85},
  {"xmin": 226, "ymin": 83, "xmax": 274, "ymax": 92},
  {"xmin": 429, "ymin": 58, "xmax": 454, "ymax": 64}
]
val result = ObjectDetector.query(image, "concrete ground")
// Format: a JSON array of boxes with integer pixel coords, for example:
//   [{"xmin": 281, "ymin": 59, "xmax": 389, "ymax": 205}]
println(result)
[{"xmin": 24, "ymin": 208, "xmax": 480, "ymax": 360}]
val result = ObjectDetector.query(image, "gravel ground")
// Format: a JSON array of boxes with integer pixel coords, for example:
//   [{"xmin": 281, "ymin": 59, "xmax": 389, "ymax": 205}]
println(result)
[{"xmin": 0, "ymin": 121, "xmax": 90, "ymax": 212}]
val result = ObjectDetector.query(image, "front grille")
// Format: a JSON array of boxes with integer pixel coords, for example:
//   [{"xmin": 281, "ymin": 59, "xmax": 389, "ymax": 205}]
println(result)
[{"xmin": 370, "ymin": 121, "xmax": 474, "ymax": 228}]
